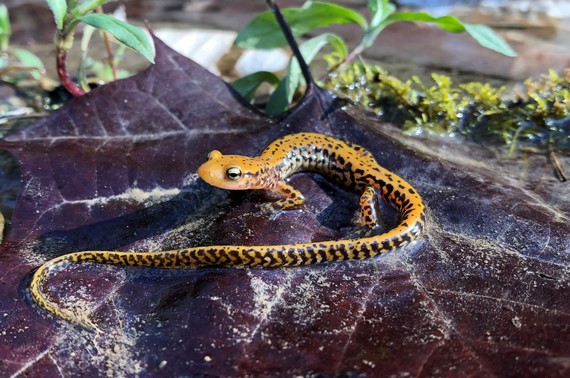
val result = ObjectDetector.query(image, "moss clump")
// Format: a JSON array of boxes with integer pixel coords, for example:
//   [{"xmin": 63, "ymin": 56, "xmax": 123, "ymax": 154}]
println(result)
[{"xmin": 325, "ymin": 64, "xmax": 570, "ymax": 156}]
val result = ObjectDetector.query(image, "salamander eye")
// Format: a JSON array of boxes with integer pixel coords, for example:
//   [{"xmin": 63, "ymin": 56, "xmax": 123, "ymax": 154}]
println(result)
[{"xmin": 225, "ymin": 167, "xmax": 242, "ymax": 181}]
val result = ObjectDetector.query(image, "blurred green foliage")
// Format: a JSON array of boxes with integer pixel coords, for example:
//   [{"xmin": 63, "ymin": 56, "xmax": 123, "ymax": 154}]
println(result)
[
  {"xmin": 233, "ymin": 0, "xmax": 515, "ymax": 115},
  {"xmin": 325, "ymin": 63, "xmax": 569, "ymax": 154}
]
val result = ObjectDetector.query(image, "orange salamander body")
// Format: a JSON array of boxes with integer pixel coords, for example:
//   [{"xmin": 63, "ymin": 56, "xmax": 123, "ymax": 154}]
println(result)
[{"xmin": 30, "ymin": 132, "xmax": 426, "ymax": 328}]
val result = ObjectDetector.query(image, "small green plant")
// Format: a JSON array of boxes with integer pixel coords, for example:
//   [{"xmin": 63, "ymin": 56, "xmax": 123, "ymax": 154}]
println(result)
[
  {"xmin": 326, "ymin": 63, "xmax": 569, "ymax": 160},
  {"xmin": 232, "ymin": 0, "xmax": 516, "ymax": 115},
  {"xmin": 45, "ymin": 0, "xmax": 154, "ymax": 96},
  {"xmin": 0, "ymin": 5, "xmax": 49, "ymax": 86}
]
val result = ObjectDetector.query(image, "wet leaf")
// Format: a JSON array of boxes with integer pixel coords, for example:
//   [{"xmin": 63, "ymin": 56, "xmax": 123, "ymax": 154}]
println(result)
[
  {"xmin": 0, "ymin": 35, "xmax": 568, "ymax": 378},
  {"xmin": 46, "ymin": 0, "xmax": 67, "ymax": 30},
  {"xmin": 235, "ymin": 1, "xmax": 366, "ymax": 49},
  {"xmin": 464, "ymin": 23, "xmax": 517, "ymax": 57},
  {"xmin": 380, "ymin": 12, "xmax": 516, "ymax": 57},
  {"xmin": 266, "ymin": 32, "xmax": 346, "ymax": 115},
  {"xmin": 10, "ymin": 48, "xmax": 45, "ymax": 79},
  {"xmin": 69, "ymin": 0, "xmax": 108, "ymax": 19},
  {"xmin": 79, "ymin": 13, "xmax": 155, "ymax": 63},
  {"xmin": 232, "ymin": 71, "xmax": 280, "ymax": 103}
]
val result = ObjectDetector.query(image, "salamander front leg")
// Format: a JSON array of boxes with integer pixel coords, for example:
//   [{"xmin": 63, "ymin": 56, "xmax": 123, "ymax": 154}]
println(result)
[
  {"xmin": 273, "ymin": 182, "xmax": 305, "ymax": 209},
  {"xmin": 262, "ymin": 182, "xmax": 305, "ymax": 216}
]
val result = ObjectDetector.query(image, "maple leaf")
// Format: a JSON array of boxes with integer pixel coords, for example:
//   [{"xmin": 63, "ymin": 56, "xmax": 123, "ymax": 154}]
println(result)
[{"xmin": 0, "ymin": 9, "xmax": 568, "ymax": 378}]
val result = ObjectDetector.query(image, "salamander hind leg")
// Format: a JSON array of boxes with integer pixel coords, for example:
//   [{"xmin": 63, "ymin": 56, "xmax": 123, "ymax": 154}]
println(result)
[{"xmin": 358, "ymin": 186, "xmax": 383, "ymax": 229}]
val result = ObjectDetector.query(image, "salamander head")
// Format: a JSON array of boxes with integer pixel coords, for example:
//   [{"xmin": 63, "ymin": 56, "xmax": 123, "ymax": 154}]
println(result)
[{"xmin": 198, "ymin": 150, "xmax": 267, "ymax": 190}]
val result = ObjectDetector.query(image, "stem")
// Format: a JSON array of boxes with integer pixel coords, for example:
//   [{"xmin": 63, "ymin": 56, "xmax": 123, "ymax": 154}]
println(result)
[
  {"xmin": 97, "ymin": 6, "xmax": 117, "ymax": 81},
  {"xmin": 345, "ymin": 44, "xmax": 365, "ymax": 67},
  {"xmin": 320, "ymin": 43, "xmax": 365, "ymax": 83},
  {"xmin": 548, "ymin": 145, "xmax": 567, "ymax": 182},
  {"xmin": 266, "ymin": 0, "xmax": 314, "ymax": 93},
  {"xmin": 57, "ymin": 47, "xmax": 84, "ymax": 97},
  {"xmin": 101, "ymin": 30, "xmax": 117, "ymax": 81}
]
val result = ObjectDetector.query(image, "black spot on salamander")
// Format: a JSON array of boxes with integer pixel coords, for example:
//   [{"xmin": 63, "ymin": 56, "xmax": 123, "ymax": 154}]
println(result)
[
  {"xmin": 344, "ymin": 162, "xmax": 355, "ymax": 183},
  {"xmin": 261, "ymin": 250, "xmax": 276, "ymax": 263},
  {"xmin": 329, "ymin": 165, "xmax": 345, "ymax": 173},
  {"xmin": 304, "ymin": 248, "xmax": 316, "ymax": 259},
  {"xmin": 335, "ymin": 245, "xmax": 349, "ymax": 260},
  {"xmin": 408, "ymin": 188, "xmax": 416, "ymax": 195},
  {"xmin": 319, "ymin": 248, "xmax": 330, "ymax": 260},
  {"xmin": 203, "ymin": 251, "xmax": 216, "ymax": 264},
  {"xmin": 360, "ymin": 174, "xmax": 378, "ymax": 184},
  {"xmin": 368, "ymin": 240, "xmax": 380, "ymax": 252},
  {"xmin": 227, "ymin": 249, "xmax": 240, "ymax": 260},
  {"xmin": 329, "ymin": 152, "xmax": 337, "ymax": 161},
  {"xmin": 398, "ymin": 184, "xmax": 405, "ymax": 189},
  {"xmin": 401, "ymin": 234, "xmax": 412, "ymax": 243}
]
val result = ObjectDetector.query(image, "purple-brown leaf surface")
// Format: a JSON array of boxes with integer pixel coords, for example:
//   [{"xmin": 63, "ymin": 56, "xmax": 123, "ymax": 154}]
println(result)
[{"xmin": 0, "ymin": 37, "xmax": 568, "ymax": 377}]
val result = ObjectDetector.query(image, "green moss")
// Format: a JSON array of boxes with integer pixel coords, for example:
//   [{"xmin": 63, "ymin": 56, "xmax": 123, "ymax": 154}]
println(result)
[{"xmin": 324, "ymin": 63, "xmax": 569, "ymax": 155}]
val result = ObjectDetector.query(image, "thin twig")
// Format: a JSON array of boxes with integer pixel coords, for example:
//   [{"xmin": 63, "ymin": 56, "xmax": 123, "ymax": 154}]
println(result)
[
  {"xmin": 548, "ymin": 145, "xmax": 567, "ymax": 182},
  {"xmin": 265, "ymin": 0, "xmax": 314, "ymax": 93}
]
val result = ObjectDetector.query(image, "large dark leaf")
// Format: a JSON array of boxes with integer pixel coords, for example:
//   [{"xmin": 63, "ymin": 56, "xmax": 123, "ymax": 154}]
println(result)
[{"xmin": 0, "ymin": 35, "xmax": 568, "ymax": 377}]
